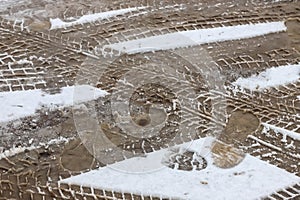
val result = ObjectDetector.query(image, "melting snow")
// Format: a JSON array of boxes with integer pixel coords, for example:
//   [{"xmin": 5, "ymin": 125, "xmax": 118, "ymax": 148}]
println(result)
[
  {"xmin": 60, "ymin": 137, "xmax": 300, "ymax": 200},
  {"xmin": 50, "ymin": 7, "xmax": 145, "ymax": 30},
  {"xmin": 233, "ymin": 63, "xmax": 300, "ymax": 91},
  {"xmin": 104, "ymin": 21, "xmax": 286, "ymax": 54},
  {"xmin": 0, "ymin": 85, "xmax": 108, "ymax": 122}
]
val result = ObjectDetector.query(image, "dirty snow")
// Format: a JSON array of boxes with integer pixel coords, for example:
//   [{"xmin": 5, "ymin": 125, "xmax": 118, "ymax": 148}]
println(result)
[
  {"xmin": 233, "ymin": 63, "xmax": 300, "ymax": 91},
  {"xmin": 0, "ymin": 85, "xmax": 108, "ymax": 122},
  {"xmin": 50, "ymin": 7, "xmax": 145, "ymax": 30},
  {"xmin": 104, "ymin": 21, "xmax": 286, "ymax": 54},
  {"xmin": 60, "ymin": 137, "xmax": 300, "ymax": 200}
]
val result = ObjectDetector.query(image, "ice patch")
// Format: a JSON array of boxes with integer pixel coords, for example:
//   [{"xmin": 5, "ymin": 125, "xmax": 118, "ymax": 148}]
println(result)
[
  {"xmin": 0, "ymin": 85, "xmax": 108, "ymax": 122},
  {"xmin": 60, "ymin": 137, "xmax": 300, "ymax": 200},
  {"xmin": 104, "ymin": 21, "xmax": 286, "ymax": 54},
  {"xmin": 233, "ymin": 64, "xmax": 300, "ymax": 91}
]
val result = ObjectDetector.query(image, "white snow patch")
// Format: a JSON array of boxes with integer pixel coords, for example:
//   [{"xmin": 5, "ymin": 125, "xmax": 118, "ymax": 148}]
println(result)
[
  {"xmin": 60, "ymin": 137, "xmax": 300, "ymax": 200},
  {"xmin": 0, "ymin": 146, "xmax": 36, "ymax": 160},
  {"xmin": 233, "ymin": 64, "xmax": 300, "ymax": 91},
  {"xmin": 0, "ymin": 136, "xmax": 70, "ymax": 160},
  {"xmin": 104, "ymin": 21, "xmax": 286, "ymax": 54},
  {"xmin": 50, "ymin": 7, "xmax": 145, "ymax": 30},
  {"xmin": 8, "ymin": 58, "xmax": 33, "ymax": 67},
  {"xmin": 14, "ymin": 58, "xmax": 33, "ymax": 65},
  {"xmin": 262, "ymin": 123, "xmax": 300, "ymax": 141},
  {"xmin": 41, "ymin": 136, "xmax": 71, "ymax": 146},
  {"xmin": 0, "ymin": 85, "xmax": 108, "ymax": 122}
]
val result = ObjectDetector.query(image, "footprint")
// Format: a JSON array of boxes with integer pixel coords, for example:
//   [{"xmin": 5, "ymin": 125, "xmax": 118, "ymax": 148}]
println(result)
[
  {"xmin": 212, "ymin": 111, "xmax": 259, "ymax": 168},
  {"xmin": 60, "ymin": 139, "xmax": 95, "ymax": 172}
]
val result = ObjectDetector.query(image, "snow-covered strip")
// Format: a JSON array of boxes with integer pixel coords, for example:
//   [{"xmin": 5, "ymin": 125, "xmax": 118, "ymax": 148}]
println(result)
[
  {"xmin": 0, "ymin": 0, "xmax": 26, "ymax": 12},
  {"xmin": 0, "ymin": 85, "xmax": 108, "ymax": 122},
  {"xmin": 0, "ymin": 146, "xmax": 36, "ymax": 160},
  {"xmin": 0, "ymin": 136, "xmax": 70, "ymax": 160},
  {"xmin": 50, "ymin": 7, "xmax": 145, "ymax": 30},
  {"xmin": 60, "ymin": 137, "xmax": 300, "ymax": 200},
  {"xmin": 262, "ymin": 123, "xmax": 300, "ymax": 141},
  {"xmin": 104, "ymin": 21, "xmax": 286, "ymax": 54},
  {"xmin": 233, "ymin": 64, "xmax": 300, "ymax": 91}
]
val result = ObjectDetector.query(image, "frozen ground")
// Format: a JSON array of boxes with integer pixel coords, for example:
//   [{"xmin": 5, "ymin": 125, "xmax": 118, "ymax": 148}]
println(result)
[{"xmin": 0, "ymin": 0, "xmax": 299, "ymax": 199}]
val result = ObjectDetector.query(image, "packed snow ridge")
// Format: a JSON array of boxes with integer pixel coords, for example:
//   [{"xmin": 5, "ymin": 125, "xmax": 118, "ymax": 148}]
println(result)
[
  {"xmin": 262, "ymin": 123, "xmax": 300, "ymax": 141},
  {"xmin": 50, "ymin": 7, "xmax": 145, "ymax": 30},
  {"xmin": 104, "ymin": 21, "xmax": 286, "ymax": 54},
  {"xmin": 233, "ymin": 63, "xmax": 300, "ymax": 91},
  {"xmin": 0, "ymin": 136, "xmax": 70, "ymax": 160}
]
